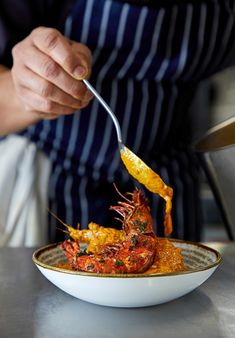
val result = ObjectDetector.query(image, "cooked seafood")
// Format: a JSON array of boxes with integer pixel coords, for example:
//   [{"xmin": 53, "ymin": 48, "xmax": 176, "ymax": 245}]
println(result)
[
  {"xmin": 60, "ymin": 187, "xmax": 186, "ymax": 274},
  {"xmin": 59, "ymin": 145, "xmax": 184, "ymax": 274},
  {"xmin": 62, "ymin": 188, "xmax": 156, "ymax": 273},
  {"xmin": 49, "ymin": 210, "xmax": 125, "ymax": 254},
  {"xmin": 63, "ymin": 222, "xmax": 125, "ymax": 254},
  {"xmin": 120, "ymin": 145, "xmax": 173, "ymax": 236}
]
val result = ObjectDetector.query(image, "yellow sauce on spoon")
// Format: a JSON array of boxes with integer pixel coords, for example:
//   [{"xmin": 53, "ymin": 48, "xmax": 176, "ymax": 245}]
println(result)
[{"xmin": 120, "ymin": 145, "xmax": 173, "ymax": 236}]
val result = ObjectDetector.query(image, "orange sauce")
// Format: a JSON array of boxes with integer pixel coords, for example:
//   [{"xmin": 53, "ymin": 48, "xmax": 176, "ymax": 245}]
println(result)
[
  {"xmin": 120, "ymin": 145, "xmax": 173, "ymax": 236},
  {"xmin": 144, "ymin": 238, "xmax": 186, "ymax": 274}
]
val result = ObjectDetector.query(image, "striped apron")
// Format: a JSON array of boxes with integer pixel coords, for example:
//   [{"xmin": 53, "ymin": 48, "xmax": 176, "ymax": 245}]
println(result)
[{"xmin": 24, "ymin": 0, "xmax": 235, "ymax": 242}]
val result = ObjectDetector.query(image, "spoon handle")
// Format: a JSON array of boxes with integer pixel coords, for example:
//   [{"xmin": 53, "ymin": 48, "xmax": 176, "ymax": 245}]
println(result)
[{"xmin": 83, "ymin": 79, "xmax": 123, "ymax": 145}]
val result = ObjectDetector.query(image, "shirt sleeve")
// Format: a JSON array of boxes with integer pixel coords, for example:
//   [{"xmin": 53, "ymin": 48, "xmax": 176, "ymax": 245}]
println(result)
[{"xmin": 0, "ymin": 0, "xmax": 72, "ymax": 68}]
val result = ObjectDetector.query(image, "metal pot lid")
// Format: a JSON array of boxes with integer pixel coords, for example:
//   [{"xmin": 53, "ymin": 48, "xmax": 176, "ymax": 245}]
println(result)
[{"xmin": 194, "ymin": 115, "xmax": 235, "ymax": 152}]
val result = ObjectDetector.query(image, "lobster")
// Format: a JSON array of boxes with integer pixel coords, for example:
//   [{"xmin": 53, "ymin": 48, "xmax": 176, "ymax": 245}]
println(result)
[{"xmin": 61, "ymin": 187, "xmax": 156, "ymax": 274}]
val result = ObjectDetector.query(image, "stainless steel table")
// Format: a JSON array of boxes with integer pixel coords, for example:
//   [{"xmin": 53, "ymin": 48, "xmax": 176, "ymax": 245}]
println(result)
[{"xmin": 0, "ymin": 243, "xmax": 234, "ymax": 338}]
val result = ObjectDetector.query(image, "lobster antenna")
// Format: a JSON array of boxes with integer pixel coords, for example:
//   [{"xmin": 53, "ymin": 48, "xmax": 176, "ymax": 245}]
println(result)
[
  {"xmin": 113, "ymin": 183, "xmax": 132, "ymax": 203},
  {"xmin": 47, "ymin": 209, "xmax": 70, "ymax": 229},
  {"xmin": 56, "ymin": 227, "xmax": 69, "ymax": 235},
  {"xmin": 114, "ymin": 217, "xmax": 123, "ymax": 223}
]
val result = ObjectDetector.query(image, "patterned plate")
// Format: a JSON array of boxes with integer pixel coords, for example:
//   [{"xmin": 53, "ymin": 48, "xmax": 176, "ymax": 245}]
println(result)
[{"xmin": 33, "ymin": 239, "xmax": 221, "ymax": 307}]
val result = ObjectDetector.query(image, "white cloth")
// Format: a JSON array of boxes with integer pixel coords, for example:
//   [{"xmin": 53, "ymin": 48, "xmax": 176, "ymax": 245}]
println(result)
[{"xmin": 0, "ymin": 135, "xmax": 51, "ymax": 247}]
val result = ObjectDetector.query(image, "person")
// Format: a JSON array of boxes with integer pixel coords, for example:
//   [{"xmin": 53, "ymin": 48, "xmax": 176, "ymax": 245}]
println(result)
[{"xmin": 0, "ymin": 0, "xmax": 235, "ymax": 243}]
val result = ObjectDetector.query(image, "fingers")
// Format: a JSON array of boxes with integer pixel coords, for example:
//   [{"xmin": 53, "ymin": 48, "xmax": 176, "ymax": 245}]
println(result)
[
  {"xmin": 19, "ymin": 86, "xmax": 92, "ymax": 120},
  {"xmin": 30, "ymin": 27, "xmax": 92, "ymax": 79},
  {"xmin": 14, "ymin": 67, "xmax": 92, "ymax": 114},
  {"xmin": 14, "ymin": 45, "xmax": 92, "ymax": 100},
  {"xmin": 23, "ymin": 66, "xmax": 92, "ymax": 108},
  {"xmin": 20, "ymin": 87, "xmax": 76, "ymax": 117},
  {"xmin": 11, "ymin": 27, "xmax": 93, "ymax": 118}
]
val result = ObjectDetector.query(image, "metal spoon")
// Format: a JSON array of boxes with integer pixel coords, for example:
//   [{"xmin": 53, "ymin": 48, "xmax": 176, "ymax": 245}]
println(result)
[{"xmin": 83, "ymin": 79, "xmax": 123, "ymax": 147}]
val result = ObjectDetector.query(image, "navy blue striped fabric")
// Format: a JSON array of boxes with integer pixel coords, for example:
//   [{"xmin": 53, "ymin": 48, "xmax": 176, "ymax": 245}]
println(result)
[{"xmin": 12, "ymin": 0, "xmax": 235, "ymax": 241}]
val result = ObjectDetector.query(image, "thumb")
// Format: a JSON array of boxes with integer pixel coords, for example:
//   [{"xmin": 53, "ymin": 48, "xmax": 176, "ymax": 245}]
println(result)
[{"xmin": 71, "ymin": 41, "xmax": 92, "ymax": 80}]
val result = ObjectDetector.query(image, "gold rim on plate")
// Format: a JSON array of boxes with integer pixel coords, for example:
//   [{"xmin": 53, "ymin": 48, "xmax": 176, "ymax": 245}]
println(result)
[{"xmin": 32, "ymin": 238, "xmax": 222, "ymax": 278}]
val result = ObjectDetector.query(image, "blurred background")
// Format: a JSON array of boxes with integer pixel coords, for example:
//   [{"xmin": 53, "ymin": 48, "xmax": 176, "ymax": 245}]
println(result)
[{"xmin": 198, "ymin": 66, "xmax": 235, "ymax": 242}]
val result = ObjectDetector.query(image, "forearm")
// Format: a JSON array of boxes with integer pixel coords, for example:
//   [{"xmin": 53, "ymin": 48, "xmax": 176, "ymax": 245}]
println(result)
[{"xmin": 0, "ymin": 66, "xmax": 41, "ymax": 136}]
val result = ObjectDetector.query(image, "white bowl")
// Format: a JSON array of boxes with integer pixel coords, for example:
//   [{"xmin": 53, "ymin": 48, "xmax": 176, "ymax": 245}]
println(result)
[{"xmin": 32, "ymin": 239, "xmax": 221, "ymax": 308}]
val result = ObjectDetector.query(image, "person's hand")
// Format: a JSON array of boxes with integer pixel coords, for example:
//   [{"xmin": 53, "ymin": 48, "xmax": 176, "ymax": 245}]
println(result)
[{"xmin": 11, "ymin": 26, "xmax": 93, "ymax": 120}]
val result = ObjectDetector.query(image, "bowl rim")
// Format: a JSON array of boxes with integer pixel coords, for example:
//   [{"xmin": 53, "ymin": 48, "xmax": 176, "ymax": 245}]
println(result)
[{"xmin": 32, "ymin": 238, "xmax": 222, "ymax": 278}]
